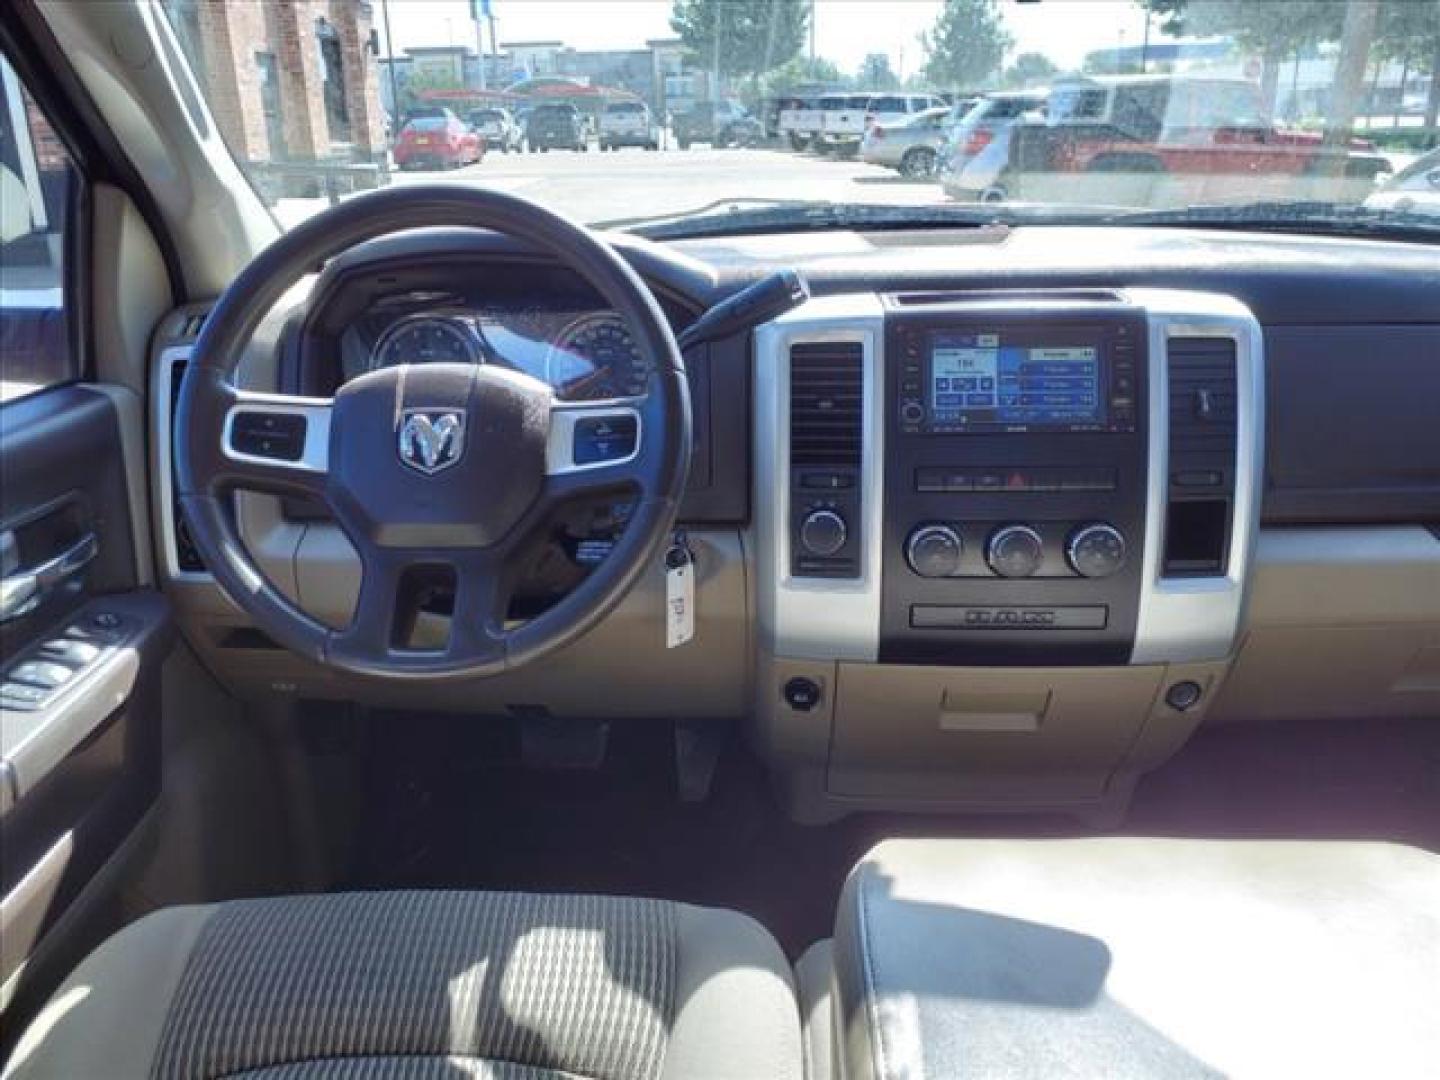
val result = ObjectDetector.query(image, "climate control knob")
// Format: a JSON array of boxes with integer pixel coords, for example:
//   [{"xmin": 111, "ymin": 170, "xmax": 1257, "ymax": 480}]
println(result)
[
  {"xmin": 906, "ymin": 524, "xmax": 963, "ymax": 578},
  {"xmin": 1067, "ymin": 523, "xmax": 1128, "ymax": 579},
  {"xmin": 987, "ymin": 524, "xmax": 1045, "ymax": 578},
  {"xmin": 799, "ymin": 509, "xmax": 848, "ymax": 557}
]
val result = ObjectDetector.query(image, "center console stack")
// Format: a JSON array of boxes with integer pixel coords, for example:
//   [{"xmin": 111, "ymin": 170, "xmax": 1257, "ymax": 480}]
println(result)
[
  {"xmin": 882, "ymin": 293, "xmax": 1148, "ymax": 666},
  {"xmin": 753, "ymin": 287, "xmax": 1263, "ymax": 824}
]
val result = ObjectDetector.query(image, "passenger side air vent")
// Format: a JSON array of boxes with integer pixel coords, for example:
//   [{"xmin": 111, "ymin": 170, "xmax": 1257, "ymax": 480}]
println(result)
[
  {"xmin": 788, "ymin": 341, "xmax": 864, "ymax": 579},
  {"xmin": 790, "ymin": 342, "xmax": 863, "ymax": 466},
  {"xmin": 1163, "ymin": 337, "xmax": 1237, "ymax": 576}
]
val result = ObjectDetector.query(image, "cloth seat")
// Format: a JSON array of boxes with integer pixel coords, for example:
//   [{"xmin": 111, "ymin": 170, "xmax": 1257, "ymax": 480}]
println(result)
[{"xmin": 3, "ymin": 890, "xmax": 804, "ymax": 1080}]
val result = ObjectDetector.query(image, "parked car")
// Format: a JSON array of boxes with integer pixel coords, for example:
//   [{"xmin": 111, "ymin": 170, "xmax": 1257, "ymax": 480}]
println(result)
[
  {"xmin": 860, "ymin": 106, "xmax": 951, "ymax": 177},
  {"xmin": 817, "ymin": 93, "xmax": 946, "ymax": 157},
  {"xmin": 940, "ymin": 91, "xmax": 1047, "ymax": 183},
  {"xmin": 778, "ymin": 93, "xmax": 825, "ymax": 150},
  {"xmin": 526, "ymin": 103, "xmax": 590, "ymax": 152},
  {"xmin": 943, "ymin": 118, "xmax": 1023, "ymax": 201},
  {"xmin": 673, "ymin": 100, "xmax": 764, "ymax": 149},
  {"xmin": 599, "ymin": 101, "xmax": 660, "ymax": 151},
  {"xmin": 1365, "ymin": 147, "xmax": 1440, "ymax": 215},
  {"xmin": 392, "ymin": 111, "xmax": 482, "ymax": 170},
  {"xmin": 466, "ymin": 107, "xmax": 522, "ymax": 154},
  {"xmin": 1006, "ymin": 75, "xmax": 1389, "ymax": 195}
]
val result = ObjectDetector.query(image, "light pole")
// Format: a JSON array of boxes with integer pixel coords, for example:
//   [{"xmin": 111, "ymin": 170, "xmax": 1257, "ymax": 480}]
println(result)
[{"xmin": 381, "ymin": 0, "xmax": 400, "ymax": 134}]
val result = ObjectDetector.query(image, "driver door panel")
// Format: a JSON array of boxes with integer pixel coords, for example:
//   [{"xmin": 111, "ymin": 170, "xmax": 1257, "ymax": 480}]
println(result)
[{"xmin": 0, "ymin": 44, "xmax": 172, "ymax": 1026}]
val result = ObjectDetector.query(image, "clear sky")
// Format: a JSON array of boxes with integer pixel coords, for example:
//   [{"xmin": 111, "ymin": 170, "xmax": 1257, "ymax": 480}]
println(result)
[{"xmin": 375, "ymin": 0, "xmax": 1156, "ymax": 79}]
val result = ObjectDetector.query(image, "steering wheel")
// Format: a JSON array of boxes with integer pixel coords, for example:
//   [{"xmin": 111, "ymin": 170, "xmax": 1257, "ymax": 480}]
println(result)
[{"xmin": 175, "ymin": 186, "xmax": 691, "ymax": 680}]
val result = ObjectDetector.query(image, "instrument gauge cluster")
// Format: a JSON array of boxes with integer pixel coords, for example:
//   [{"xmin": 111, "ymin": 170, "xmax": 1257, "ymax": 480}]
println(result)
[{"xmin": 357, "ymin": 307, "xmax": 646, "ymax": 402}]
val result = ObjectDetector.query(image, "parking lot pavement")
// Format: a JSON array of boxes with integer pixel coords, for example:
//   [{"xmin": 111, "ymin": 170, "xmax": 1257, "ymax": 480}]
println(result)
[{"xmin": 274, "ymin": 147, "xmax": 942, "ymax": 229}]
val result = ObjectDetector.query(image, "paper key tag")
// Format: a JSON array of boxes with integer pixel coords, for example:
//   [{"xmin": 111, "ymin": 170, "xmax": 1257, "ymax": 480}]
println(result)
[{"xmin": 665, "ymin": 537, "xmax": 695, "ymax": 649}]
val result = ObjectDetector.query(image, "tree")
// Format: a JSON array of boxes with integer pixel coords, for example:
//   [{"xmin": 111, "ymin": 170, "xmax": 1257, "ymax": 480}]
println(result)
[
  {"xmin": 1143, "ymin": 0, "xmax": 1345, "ymax": 117},
  {"xmin": 1374, "ymin": 0, "xmax": 1440, "ymax": 128},
  {"xmin": 761, "ymin": 54, "xmax": 848, "ymax": 98},
  {"xmin": 669, "ymin": 0, "xmax": 809, "ymax": 81},
  {"xmin": 919, "ymin": 0, "xmax": 1012, "ymax": 90},
  {"xmin": 400, "ymin": 69, "xmax": 464, "ymax": 115},
  {"xmin": 858, "ymin": 52, "xmax": 900, "ymax": 90},
  {"xmin": 1326, "ymin": 0, "xmax": 1380, "ymax": 142},
  {"xmin": 1003, "ymin": 51, "xmax": 1059, "ymax": 87}
]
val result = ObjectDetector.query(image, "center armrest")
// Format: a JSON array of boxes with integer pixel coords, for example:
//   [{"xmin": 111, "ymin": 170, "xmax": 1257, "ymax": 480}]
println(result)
[{"xmin": 833, "ymin": 837, "xmax": 1440, "ymax": 1080}]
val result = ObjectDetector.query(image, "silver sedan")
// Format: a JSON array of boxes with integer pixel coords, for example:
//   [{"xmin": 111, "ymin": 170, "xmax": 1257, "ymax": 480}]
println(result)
[{"xmin": 860, "ymin": 107, "xmax": 951, "ymax": 178}]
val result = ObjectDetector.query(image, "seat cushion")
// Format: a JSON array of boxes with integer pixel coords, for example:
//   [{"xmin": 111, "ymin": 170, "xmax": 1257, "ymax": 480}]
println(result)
[
  {"xmin": 835, "ymin": 838, "xmax": 1440, "ymax": 1080},
  {"xmin": 4, "ymin": 891, "xmax": 803, "ymax": 1080}
]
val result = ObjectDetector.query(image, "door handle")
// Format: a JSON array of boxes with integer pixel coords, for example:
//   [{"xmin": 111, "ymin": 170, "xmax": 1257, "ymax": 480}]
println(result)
[{"xmin": 0, "ymin": 532, "xmax": 99, "ymax": 623}]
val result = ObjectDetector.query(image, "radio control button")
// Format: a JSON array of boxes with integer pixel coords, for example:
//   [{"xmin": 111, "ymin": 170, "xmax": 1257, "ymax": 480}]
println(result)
[
  {"xmin": 1067, "ymin": 523, "xmax": 1128, "ymax": 578},
  {"xmin": 900, "ymin": 401, "xmax": 925, "ymax": 424},
  {"xmin": 916, "ymin": 468, "xmax": 946, "ymax": 492},
  {"xmin": 987, "ymin": 525, "xmax": 1045, "ymax": 578},
  {"xmin": 906, "ymin": 524, "xmax": 963, "ymax": 578},
  {"xmin": 799, "ymin": 509, "xmax": 848, "ymax": 557}
]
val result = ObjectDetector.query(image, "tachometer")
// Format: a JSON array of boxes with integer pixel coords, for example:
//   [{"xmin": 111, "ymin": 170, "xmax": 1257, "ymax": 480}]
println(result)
[
  {"xmin": 369, "ymin": 316, "xmax": 479, "ymax": 371},
  {"xmin": 545, "ymin": 312, "xmax": 648, "ymax": 401}
]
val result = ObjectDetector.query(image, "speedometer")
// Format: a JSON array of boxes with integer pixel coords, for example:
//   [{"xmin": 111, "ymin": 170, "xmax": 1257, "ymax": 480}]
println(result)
[
  {"xmin": 369, "ymin": 316, "xmax": 479, "ymax": 371},
  {"xmin": 545, "ymin": 313, "xmax": 648, "ymax": 401}
]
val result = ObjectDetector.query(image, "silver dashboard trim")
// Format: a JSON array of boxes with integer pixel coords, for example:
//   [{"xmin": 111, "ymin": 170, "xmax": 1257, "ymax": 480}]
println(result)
[
  {"xmin": 1127, "ymin": 288, "xmax": 1265, "ymax": 664},
  {"xmin": 545, "ymin": 401, "xmax": 644, "ymax": 475},
  {"xmin": 753, "ymin": 293, "xmax": 885, "ymax": 662},
  {"xmin": 154, "ymin": 345, "xmax": 209, "ymax": 582},
  {"xmin": 221, "ymin": 392, "xmax": 333, "ymax": 473}
]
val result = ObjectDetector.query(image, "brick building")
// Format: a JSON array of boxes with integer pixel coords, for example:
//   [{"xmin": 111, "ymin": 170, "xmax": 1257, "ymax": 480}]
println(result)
[{"xmin": 162, "ymin": 0, "xmax": 387, "ymax": 164}]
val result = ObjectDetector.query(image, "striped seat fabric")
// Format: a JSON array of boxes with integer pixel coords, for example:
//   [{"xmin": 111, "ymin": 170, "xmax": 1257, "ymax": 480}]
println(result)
[{"xmin": 150, "ymin": 891, "xmax": 676, "ymax": 1080}]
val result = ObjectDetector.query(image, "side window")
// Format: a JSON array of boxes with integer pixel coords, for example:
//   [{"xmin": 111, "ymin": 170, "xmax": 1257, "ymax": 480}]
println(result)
[{"xmin": 0, "ymin": 53, "xmax": 77, "ymax": 403}]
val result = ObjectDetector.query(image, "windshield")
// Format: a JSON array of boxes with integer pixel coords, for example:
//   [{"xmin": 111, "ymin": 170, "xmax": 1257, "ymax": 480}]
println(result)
[{"xmin": 160, "ymin": 0, "xmax": 1439, "ymax": 237}]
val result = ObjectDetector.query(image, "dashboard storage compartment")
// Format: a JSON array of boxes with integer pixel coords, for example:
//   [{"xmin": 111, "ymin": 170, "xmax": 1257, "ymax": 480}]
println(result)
[{"xmin": 827, "ymin": 663, "xmax": 1165, "ymax": 805}]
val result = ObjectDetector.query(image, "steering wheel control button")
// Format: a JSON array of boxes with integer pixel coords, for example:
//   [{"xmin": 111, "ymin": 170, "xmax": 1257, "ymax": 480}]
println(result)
[
  {"xmin": 987, "ymin": 525, "xmax": 1045, "ymax": 579},
  {"xmin": 906, "ymin": 524, "xmax": 963, "ymax": 578},
  {"xmin": 9, "ymin": 661, "xmax": 75, "ymax": 690},
  {"xmin": 1165, "ymin": 680, "xmax": 1204, "ymax": 712},
  {"xmin": 230, "ymin": 411, "xmax": 306, "ymax": 460},
  {"xmin": 799, "ymin": 510, "xmax": 848, "ymax": 557},
  {"xmin": 572, "ymin": 414, "xmax": 638, "ymax": 465},
  {"xmin": 1067, "ymin": 523, "xmax": 1128, "ymax": 579},
  {"xmin": 783, "ymin": 677, "xmax": 822, "ymax": 712}
]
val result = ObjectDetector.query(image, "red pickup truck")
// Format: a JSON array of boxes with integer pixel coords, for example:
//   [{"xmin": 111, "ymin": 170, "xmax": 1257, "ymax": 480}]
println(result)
[{"xmin": 1012, "ymin": 75, "xmax": 1387, "ymax": 191}]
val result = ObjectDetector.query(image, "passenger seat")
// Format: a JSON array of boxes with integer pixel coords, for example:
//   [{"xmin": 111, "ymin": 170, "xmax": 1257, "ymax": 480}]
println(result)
[{"xmin": 805, "ymin": 838, "xmax": 1440, "ymax": 1079}]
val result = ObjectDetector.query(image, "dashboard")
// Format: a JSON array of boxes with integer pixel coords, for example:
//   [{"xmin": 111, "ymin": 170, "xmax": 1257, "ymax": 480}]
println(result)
[{"xmin": 152, "ymin": 223, "xmax": 1440, "ymax": 826}]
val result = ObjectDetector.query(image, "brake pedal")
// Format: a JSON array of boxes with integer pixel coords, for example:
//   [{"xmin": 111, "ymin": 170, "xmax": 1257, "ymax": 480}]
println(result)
[
  {"xmin": 674, "ymin": 718, "xmax": 727, "ymax": 802},
  {"xmin": 515, "ymin": 709, "xmax": 610, "ymax": 770}
]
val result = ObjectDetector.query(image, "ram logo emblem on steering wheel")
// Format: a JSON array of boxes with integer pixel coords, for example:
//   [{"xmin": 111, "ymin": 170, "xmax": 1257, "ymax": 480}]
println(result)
[{"xmin": 398, "ymin": 410, "xmax": 465, "ymax": 474}]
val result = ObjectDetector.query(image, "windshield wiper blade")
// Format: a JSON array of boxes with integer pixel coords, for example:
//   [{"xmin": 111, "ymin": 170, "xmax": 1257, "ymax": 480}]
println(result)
[
  {"xmin": 1099, "ymin": 200, "xmax": 1439, "ymax": 237},
  {"xmin": 618, "ymin": 201, "xmax": 1034, "ymax": 240},
  {"xmin": 593, "ymin": 197, "xmax": 822, "ymax": 231}
]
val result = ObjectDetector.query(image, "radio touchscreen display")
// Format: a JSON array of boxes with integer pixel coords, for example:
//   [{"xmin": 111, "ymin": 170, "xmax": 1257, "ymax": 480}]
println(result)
[{"xmin": 929, "ymin": 331, "xmax": 1105, "ymax": 432}]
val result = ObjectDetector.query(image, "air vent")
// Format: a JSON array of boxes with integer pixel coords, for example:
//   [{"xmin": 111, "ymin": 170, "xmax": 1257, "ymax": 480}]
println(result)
[
  {"xmin": 178, "ymin": 309, "xmax": 210, "ymax": 343},
  {"xmin": 168, "ymin": 355, "xmax": 206, "ymax": 573},
  {"xmin": 1164, "ymin": 336, "xmax": 1238, "ymax": 576},
  {"xmin": 1168, "ymin": 337, "xmax": 1236, "ymax": 454},
  {"xmin": 790, "ymin": 341, "xmax": 863, "ymax": 467}
]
